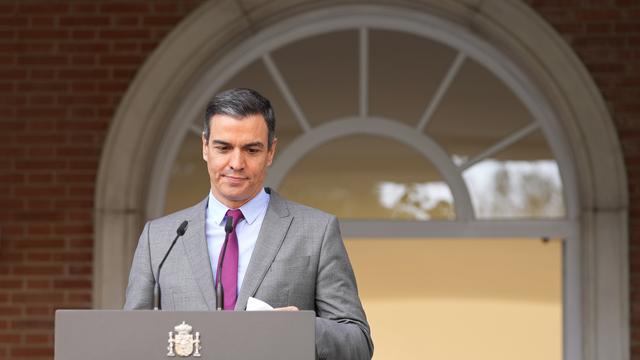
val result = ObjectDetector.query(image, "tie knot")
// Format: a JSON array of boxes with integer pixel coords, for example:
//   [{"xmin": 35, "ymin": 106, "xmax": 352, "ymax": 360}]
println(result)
[{"xmin": 225, "ymin": 209, "xmax": 244, "ymax": 227}]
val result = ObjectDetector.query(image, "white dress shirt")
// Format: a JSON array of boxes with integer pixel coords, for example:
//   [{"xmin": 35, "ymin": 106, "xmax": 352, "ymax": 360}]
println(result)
[{"xmin": 205, "ymin": 188, "xmax": 270, "ymax": 294}]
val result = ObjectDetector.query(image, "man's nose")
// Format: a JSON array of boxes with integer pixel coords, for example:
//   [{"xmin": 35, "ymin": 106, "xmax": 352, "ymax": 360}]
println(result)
[{"xmin": 229, "ymin": 149, "xmax": 245, "ymax": 170}]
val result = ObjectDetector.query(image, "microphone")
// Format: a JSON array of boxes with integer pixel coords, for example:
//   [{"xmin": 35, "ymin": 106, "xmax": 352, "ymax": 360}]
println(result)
[
  {"xmin": 216, "ymin": 216, "xmax": 234, "ymax": 311},
  {"xmin": 153, "ymin": 220, "xmax": 188, "ymax": 310}
]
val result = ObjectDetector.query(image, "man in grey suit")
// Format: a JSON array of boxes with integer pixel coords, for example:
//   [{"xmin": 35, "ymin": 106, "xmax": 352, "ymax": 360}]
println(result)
[{"xmin": 124, "ymin": 88, "xmax": 373, "ymax": 359}]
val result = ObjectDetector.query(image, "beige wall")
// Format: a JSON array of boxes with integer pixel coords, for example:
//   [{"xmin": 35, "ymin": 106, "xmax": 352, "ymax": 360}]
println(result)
[{"xmin": 345, "ymin": 238, "xmax": 562, "ymax": 360}]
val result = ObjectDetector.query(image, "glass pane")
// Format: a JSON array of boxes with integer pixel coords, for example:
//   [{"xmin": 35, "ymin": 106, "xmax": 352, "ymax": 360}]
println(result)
[
  {"xmin": 345, "ymin": 238, "xmax": 563, "ymax": 360},
  {"xmin": 369, "ymin": 29, "xmax": 458, "ymax": 127},
  {"xmin": 426, "ymin": 58, "xmax": 534, "ymax": 160},
  {"xmin": 272, "ymin": 30, "xmax": 358, "ymax": 126},
  {"xmin": 165, "ymin": 134, "xmax": 209, "ymax": 214},
  {"xmin": 278, "ymin": 135, "xmax": 454, "ymax": 220},
  {"xmin": 463, "ymin": 130, "xmax": 565, "ymax": 219},
  {"xmin": 216, "ymin": 59, "xmax": 304, "ymax": 153}
]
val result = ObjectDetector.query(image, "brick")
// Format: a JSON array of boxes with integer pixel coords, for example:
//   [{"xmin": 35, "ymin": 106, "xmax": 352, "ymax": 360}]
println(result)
[
  {"xmin": 57, "ymin": 119, "xmax": 108, "ymax": 131},
  {"xmin": 11, "ymin": 292, "xmax": 63, "ymax": 304},
  {"xmin": 112, "ymin": 68, "xmax": 138, "ymax": 79},
  {"xmin": 0, "ymin": 280, "xmax": 23, "ymax": 289},
  {"xmin": 143, "ymin": 16, "xmax": 181, "ymax": 26},
  {"xmin": 18, "ymin": 3, "xmax": 69, "ymax": 14},
  {"xmin": 53, "ymin": 279, "xmax": 91, "ymax": 289},
  {"xmin": 67, "ymin": 160, "xmax": 99, "ymax": 170},
  {"xmin": 0, "ymin": 69, "xmax": 27, "ymax": 79},
  {"xmin": 15, "ymin": 160, "xmax": 66, "ymax": 171},
  {"xmin": 27, "ymin": 280, "xmax": 51, "ymax": 290},
  {"xmin": 26, "ymin": 253, "xmax": 52, "ymax": 262},
  {"xmin": 26, "ymin": 334, "xmax": 49, "ymax": 343},
  {"xmin": 99, "ymin": 55, "xmax": 145, "ymax": 65},
  {"xmin": 98, "ymin": 81, "xmax": 129, "ymax": 92},
  {"xmin": 66, "ymin": 292, "xmax": 91, "ymax": 303},
  {"xmin": 576, "ymin": 9, "xmax": 622, "ymax": 21},
  {"xmin": 71, "ymin": 3, "xmax": 97, "ymax": 14},
  {"xmin": 25, "ymin": 306, "xmax": 52, "ymax": 316},
  {"xmin": 31, "ymin": 68, "xmax": 55, "ymax": 80},
  {"xmin": 0, "ymin": 121, "xmax": 26, "ymax": 131},
  {"xmin": 0, "ymin": 29, "xmax": 16, "ymax": 39},
  {"xmin": 17, "ymin": 30, "xmax": 68, "ymax": 40},
  {"xmin": 11, "ymin": 347, "xmax": 54, "ymax": 357},
  {"xmin": 18, "ymin": 55, "xmax": 68, "ymax": 66},
  {"xmin": 13, "ymin": 239, "xmax": 64, "ymax": 252},
  {"xmin": 99, "ymin": 29, "xmax": 149, "ymax": 40},
  {"xmin": 31, "ymin": 16, "xmax": 55, "ymax": 27},
  {"xmin": 17, "ymin": 82, "xmax": 68, "ymax": 92},
  {"xmin": 114, "ymin": 16, "xmax": 139, "ymax": 26},
  {"xmin": 0, "ymin": 16, "xmax": 28, "ymax": 27},
  {"xmin": 68, "ymin": 238, "xmax": 93, "ymax": 248},
  {"xmin": 71, "ymin": 54, "xmax": 96, "ymax": 65},
  {"xmin": 60, "ymin": 16, "xmax": 110, "ymax": 26},
  {"xmin": 0, "ymin": 147, "xmax": 25, "ymax": 157},
  {"xmin": 154, "ymin": 3, "xmax": 179, "ymax": 13},
  {"xmin": 0, "ymin": 333, "xmax": 21, "ymax": 344},
  {"xmin": 29, "ymin": 95, "xmax": 55, "ymax": 106},
  {"xmin": 17, "ymin": 107, "xmax": 66, "ymax": 119},
  {"xmin": 68, "ymin": 265, "xmax": 91, "ymax": 275},
  {"xmin": 57, "ymin": 69, "xmax": 108, "ymax": 80},
  {"xmin": 71, "ymin": 29, "xmax": 96, "ymax": 40},
  {"xmin": 113, "ymin": 42, "xmax": 138, "ymax": 52},
  {"xmin": 55, "ymin": 173, "xmax": 95, "ymax": 183},
  {"xmin": 58, "ymin": 43, "xmax": 109, "ymax": 53},
  {"xmin": 52, "ymin": 252, "xmax": 92, "ymax": 262},
  {"xmin": 27, "ymin": 224, "xmax": 52, "ymax": 235},
  {"xmin": 56, "ymin": 95, "xmax": 110, "ymax": 106},
  {"xmin": 53, "ymin": 224, "xmax": 92, "ymax": 236},
  {"xmin": 100, "ymin": 3, "xmax": 149, "ymax": 13},
  {"xmin": 0, "ymin": 4, "xmax": 16, "ymax": 13}
]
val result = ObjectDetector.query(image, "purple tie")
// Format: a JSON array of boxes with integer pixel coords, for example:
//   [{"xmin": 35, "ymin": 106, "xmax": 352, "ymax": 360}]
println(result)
[{"xmin": 217, "ymin": 209, "xmax": 244, "ymax": 310}]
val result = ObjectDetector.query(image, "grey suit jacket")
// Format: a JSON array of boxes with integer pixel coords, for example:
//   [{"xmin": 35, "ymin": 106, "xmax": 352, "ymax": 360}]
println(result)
[{"xmin": 124, "ymin": 189, "xmax": 373, "ymax": 360}]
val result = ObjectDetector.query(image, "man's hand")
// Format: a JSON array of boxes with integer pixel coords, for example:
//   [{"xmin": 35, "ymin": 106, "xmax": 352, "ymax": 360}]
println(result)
[{"xmin": 273, "ymin": 306, "xmax": 299, "ymax": 311}]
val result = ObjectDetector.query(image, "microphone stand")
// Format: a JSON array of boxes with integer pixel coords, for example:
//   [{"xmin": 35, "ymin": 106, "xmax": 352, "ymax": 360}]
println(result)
[{"xmin": 153, "ymin": 220, "xmax": 188, "ymax": 310}]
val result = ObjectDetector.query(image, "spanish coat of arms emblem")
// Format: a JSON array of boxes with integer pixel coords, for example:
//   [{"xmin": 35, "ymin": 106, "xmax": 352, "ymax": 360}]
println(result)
[{"xmin": 167, "ymin": 321, "xmax": 201, "ymax": 357}]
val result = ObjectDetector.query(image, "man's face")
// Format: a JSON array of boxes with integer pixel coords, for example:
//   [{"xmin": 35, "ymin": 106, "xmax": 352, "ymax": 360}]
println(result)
[{"xmin": 202, "ymin": 113, "xmax": 276, "ymax": 209}]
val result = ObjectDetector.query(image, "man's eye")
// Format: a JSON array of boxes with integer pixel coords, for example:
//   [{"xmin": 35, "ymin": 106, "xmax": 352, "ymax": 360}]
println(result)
[
  {"xmin": 215, "ymin": 146, "xmax": 230, "ymax": 152},
  {"xmin": 247, "ymin": 148, "xmax": 260, "ymax": 154}
]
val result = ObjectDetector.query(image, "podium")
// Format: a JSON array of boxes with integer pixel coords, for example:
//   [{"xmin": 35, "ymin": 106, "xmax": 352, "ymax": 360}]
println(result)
[{"xmin": 55, "ymin": 310, "xmax": 315, "ymax": 360}]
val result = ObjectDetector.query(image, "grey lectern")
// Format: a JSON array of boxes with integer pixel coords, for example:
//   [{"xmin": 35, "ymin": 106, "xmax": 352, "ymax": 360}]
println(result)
[{"xmin": 55, "ymin": 310, "xmax": 315, "ymax": 360}]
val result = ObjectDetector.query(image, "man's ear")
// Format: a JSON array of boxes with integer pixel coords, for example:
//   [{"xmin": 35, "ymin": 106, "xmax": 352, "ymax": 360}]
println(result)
[
  {"xmin": 267, "ymin": 137, "xmax": 278, "ymax": 166},
  {"xmin": 202, "ymin": 133, "xmax": 208, "ymax": 162}
]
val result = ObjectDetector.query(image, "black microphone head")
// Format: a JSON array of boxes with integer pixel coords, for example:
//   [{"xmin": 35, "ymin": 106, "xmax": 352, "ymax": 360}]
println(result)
[
  {"xmin": 224, "ymin": 216, "xmax": 233, "ymax": 234},
  {"xmin": 177, "ymin": 220, "xmax": 188, "ymax": 236}
]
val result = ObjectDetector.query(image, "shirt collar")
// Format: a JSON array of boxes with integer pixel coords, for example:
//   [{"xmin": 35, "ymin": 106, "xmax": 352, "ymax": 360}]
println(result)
[{"xmin": 207, "ymin": 188, "xmax": 270, "ymax": 226}]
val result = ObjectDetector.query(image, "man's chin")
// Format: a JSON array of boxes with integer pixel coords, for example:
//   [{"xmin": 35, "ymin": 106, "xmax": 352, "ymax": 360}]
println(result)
[{"xmin": 219, "ymin": 190, "xmax": 253, "ymax": 206}]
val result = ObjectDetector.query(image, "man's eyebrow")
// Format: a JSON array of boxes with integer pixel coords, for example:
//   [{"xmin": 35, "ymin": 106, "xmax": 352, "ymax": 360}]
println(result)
[
  {"xmin": 243, "ymin": 142, "xmax": 265, "ymax": 149},
  {"xmin": 211, "ymin": 140, "xmax": 265, "ymax": 148}
]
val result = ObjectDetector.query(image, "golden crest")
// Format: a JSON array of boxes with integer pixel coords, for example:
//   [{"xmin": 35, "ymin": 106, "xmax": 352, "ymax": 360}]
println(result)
[{"xmin": 167, "ymin": 321, "xmax": 201, "ymax": 357}]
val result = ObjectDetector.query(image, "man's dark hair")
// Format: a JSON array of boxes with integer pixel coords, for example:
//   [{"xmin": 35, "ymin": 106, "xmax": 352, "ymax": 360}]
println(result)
[{"xmin": 203, "ymin": 88, "xmax": 276, "ymax": 148}]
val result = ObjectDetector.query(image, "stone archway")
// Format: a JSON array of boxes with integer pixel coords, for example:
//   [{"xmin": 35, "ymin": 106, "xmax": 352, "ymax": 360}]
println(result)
[{"xmin": 94, "ymin": 2, "xmax": 627, "ymax": 359}]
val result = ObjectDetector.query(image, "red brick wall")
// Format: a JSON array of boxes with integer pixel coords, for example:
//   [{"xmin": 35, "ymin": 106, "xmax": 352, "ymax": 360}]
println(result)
[
  {"xmin": 0, "ymin": 0, "xmax": 638, "ymax": 359},
  {"xmin": 0, "ymin": 1, "xmax": 204, "ymax": 358}
]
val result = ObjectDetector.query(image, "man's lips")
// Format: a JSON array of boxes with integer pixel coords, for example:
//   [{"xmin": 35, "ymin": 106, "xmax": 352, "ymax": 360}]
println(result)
[{"xmin": 222, "ymin": 174, "xmax": 248, "ymax": 182}]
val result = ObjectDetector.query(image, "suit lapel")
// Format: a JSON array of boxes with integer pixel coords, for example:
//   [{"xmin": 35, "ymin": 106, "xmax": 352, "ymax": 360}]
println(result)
[
  {"xmin": 235, "ymin": 190, "xmax": 292, "ymax": 310},
  {"xmin": 180, "ymin": 198, "xmax": 217, "ymax": 310}
]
